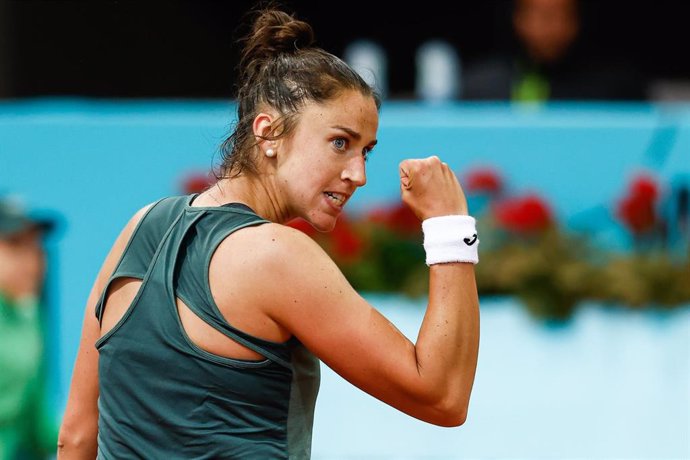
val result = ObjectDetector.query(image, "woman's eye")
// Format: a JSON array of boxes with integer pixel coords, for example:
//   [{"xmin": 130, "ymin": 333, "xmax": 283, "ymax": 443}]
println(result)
[
  {"xmin": 363, "ymin": 146, "xmax": 375, "ymax": 162},
  {"xmin": 332, "ymin": 138, "xmax": 347, "ymax": 150}
]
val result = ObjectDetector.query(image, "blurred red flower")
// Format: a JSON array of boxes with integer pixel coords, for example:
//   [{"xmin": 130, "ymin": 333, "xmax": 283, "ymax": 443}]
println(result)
[
  {"xmin": 286, "ymin": 218, "xmax": 318, "ymax": 238},
  {"xmin": 630, "ymin": 175, "xmax": 659, "ymax": 202},
  {"xmin": 464, "ymin": 167, "xmax": 503, "ymax": 195},
  {"xmin": 617, "ymin": 195, "xmax": 656, "ymax": 235},
  {"xmin": 616, "ymin": 174, "xmax": 659, "ymax": 235},
  {"xmin": 330, "ymin": 216, "xmax": 364, "ymax": 261},
  {"xmin": 181, "ymin": 171, "xmax": 216, "ymax": 194},
  {"xmin": 367, "ymin": 202, "xmax": 420, "ymax": 236},
  {"xmin": 493, "ymin": 194, "xmax": 553, "ymax": 234},
  {"xmin": 287, "ymin": 216, "xmax": 364, "ymax": 261}
]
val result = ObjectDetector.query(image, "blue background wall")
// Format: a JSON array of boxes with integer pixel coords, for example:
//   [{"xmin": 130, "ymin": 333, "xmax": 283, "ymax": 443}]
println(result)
[{"xmin": 1, "ymin": 99, "xmax": 689, "ymax": 415}]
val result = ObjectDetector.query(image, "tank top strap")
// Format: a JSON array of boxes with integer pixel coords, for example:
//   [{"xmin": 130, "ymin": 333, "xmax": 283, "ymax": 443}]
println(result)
[
  {"xmin": 94, "ymin": 195, "xmax": 195, "ymax": 322},
  {"xmin": 113, "ymin": 195, "xmax": 194, "ymax": 279},
  {"xmin": 171, "ymin": 204, "xmax": 295, "ymax": 369}
]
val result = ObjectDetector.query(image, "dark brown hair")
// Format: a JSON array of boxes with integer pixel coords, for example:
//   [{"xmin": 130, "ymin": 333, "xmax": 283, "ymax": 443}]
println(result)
[{"xmin": 219, "ymin": 7, "xmax": 381, "ymax": 178}]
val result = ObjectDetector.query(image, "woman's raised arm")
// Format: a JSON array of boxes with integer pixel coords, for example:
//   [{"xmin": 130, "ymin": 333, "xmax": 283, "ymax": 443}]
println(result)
[{"xmin": 223, "ymin": 156, "xmax": 479, "ymax": 426}]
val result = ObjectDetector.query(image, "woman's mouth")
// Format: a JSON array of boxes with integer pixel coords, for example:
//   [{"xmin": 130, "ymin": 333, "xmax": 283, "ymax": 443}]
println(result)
[{"xmin": 324, "ymin": 191, "xmax": 347, "ymax": 207}]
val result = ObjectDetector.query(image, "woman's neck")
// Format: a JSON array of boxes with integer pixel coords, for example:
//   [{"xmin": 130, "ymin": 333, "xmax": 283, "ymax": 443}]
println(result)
[{"xmin": 208, "ymin": 174, "xmax": 289, "ymax": 224}]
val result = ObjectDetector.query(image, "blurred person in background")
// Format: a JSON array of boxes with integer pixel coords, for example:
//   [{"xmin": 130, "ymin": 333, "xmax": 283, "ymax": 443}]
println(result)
[
  {"xmin": 0, "ymin": 197, "xmax": 59, "ymax": 459},
  {"xmin": 463, "ymin": 0, "xmax": 647, "ymax": 102}
]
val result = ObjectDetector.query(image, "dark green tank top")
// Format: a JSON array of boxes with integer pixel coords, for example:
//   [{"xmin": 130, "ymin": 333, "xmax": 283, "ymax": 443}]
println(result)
[{"xmin": 94, "ymin": 195, "xmax": 320, "ymax": 459}]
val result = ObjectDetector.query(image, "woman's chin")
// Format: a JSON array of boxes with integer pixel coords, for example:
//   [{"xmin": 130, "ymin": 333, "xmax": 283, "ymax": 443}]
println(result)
[{"xmin": 308, "ymin": 215, "xmax": 338, "ymax": 233}]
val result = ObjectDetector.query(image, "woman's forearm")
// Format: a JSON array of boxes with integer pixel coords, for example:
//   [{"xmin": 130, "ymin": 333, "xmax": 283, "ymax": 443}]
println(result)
[{"xmin": 414, "ymin": 263, "xmax": 480, "ymax": 424}]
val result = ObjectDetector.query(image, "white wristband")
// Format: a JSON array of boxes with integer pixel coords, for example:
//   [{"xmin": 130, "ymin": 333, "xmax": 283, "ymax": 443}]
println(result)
[{"xmin": 422, "ymin": 215, "xmax": 479, "ymax": 265}]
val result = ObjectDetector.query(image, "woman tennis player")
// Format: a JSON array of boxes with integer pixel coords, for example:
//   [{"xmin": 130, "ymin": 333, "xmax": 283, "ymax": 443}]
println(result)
[{"xmin": 58, "ymin": 6, "xmax": 480, "ymax": 459}]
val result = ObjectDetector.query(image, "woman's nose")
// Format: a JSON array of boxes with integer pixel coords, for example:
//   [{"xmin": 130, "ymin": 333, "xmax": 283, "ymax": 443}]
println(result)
[{"xmin": 341, "ymin": 156, "xmax": 367, "ymax": 187}]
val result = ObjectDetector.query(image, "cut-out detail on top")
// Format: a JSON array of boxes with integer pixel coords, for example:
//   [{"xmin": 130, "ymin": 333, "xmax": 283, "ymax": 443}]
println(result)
[
  {"xmin": 176, "ymin": 296, "xmax": 268, "ymax": 363},
  {"xmin": 98, "ymin": 276, "xmax": 143, "ymax": 342}
]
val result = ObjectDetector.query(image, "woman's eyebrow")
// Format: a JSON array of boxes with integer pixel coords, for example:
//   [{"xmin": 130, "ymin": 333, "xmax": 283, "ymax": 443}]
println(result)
[{"xmin": 332, "ymin": 125, "xmax": 360, "ymax": 140}]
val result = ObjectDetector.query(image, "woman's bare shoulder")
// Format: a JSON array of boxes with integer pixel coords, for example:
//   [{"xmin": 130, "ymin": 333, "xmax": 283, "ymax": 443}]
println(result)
[
  {"xmin": 209, "ymin": 221, "xmax": 345, "ymax": 324},
  {"xmin": 216, "ymin": 221, "xmax": 332, "ymax": 272}
]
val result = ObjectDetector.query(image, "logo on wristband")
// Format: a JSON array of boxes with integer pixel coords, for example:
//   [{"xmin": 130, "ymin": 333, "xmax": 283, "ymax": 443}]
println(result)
[{"xmin": 463, "ymin": 234, "xmax": 478, "ymax": 246}]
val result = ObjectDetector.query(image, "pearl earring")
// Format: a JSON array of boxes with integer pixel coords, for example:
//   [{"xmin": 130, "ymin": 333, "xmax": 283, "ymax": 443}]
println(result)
[{"xmin": 265, "ymin": 148, "xmax": 276, "ymax": 158}]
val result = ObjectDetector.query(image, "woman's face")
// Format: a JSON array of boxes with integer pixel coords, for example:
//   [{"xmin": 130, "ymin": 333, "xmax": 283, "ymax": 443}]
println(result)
[
  {"xmin": 275, "ymin": 90, "xmax": 379, "ymax": 232},
  {"xmin": 0, "ymin": 227, "xmax": 45, "ymax": 301}
]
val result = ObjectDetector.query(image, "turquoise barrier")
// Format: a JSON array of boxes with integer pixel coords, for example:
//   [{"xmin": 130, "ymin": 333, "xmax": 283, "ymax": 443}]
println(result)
[{"xmin": 1, "ymin": 99, "xmax": 689, "ymax": 411}]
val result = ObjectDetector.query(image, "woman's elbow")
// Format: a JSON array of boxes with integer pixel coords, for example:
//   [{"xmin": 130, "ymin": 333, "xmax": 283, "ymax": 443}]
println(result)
[
  {"xmin": 443, "ymin": 409, "xmax": 468, "ymax": 427},
  {"xmin": 56, "ymin": 430, "xmax": 78, "ymax": 455},
  {"xmin": 57, "ymin": 423, "xmax": 97, "ymax": 458},
  {"xmin": 411, "ymin": 386, "xmax": 470, "ymax": 427},
  {"xmin": 432, "ymin": 399, "xmax": 468, "ymax": 427}
]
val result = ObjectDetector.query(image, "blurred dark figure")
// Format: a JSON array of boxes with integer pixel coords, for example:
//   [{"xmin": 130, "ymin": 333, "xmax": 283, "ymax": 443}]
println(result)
[
  {"xmin": 463, "ymin": 0, "xmax": 647, "ymax": 101},
  {"xmin": 0, "ymin": 198, "xmax": 58, "ymax": 459}
]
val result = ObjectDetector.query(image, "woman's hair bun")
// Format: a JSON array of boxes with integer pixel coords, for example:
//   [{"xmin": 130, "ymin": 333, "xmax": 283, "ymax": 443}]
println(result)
[{"xmin": 241, "ymin": 8, "xmax": 315, "ymax": 67}]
